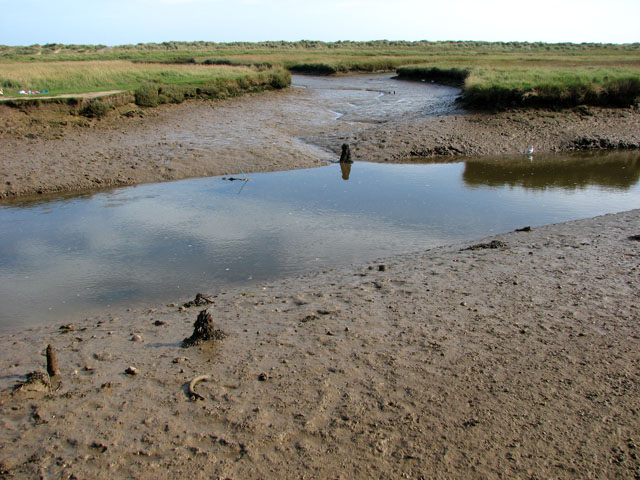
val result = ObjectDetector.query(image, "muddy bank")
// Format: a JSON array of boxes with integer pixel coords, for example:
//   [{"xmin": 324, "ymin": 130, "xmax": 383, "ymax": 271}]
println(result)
[
  {"xmin": 0, "ymin": 88, "xmax": 331, "ymax": 200},
  {"xmin": 315, "ymin": 105, "xmax": 640, "ymax": 161},
  {"xmin": 2, "ymin": 74, "xmax": 639, "ymax": 200},
  {"xmin": 1, "ymin": 209, "xmax": 638, "ymax": 478}
]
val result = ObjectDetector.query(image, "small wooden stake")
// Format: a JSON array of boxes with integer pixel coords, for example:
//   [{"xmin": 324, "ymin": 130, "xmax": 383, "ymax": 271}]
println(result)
[
  {"xmin": 339, "ymin": 143, "xmax": 353, "ymax": 163},
  {"xmin": 46, "ymin": 344, "xmax": 59, "ymax": 378}
]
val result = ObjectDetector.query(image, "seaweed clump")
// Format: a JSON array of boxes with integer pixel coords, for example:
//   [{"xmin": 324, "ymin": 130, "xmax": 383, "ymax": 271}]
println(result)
[{"xmin": 182, "ymin": 309, "xmax": 226, "ymax": 347}]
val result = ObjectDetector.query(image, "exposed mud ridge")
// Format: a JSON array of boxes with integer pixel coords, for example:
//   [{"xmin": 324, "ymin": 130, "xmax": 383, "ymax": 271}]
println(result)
[
  {"xmin": 567, "ymin": 136, "xmax": 640, "ymax": 151},
  {"xmin": 313, "ymin": 107, "xmax": 640, "ymax": 162},
  {"xmin": 2, "ymin": 75, "xmax": 639, "ymax": 200}
]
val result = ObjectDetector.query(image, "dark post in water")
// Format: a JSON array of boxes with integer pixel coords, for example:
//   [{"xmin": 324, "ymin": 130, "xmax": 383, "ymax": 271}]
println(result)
[{"xmin": 339, "ymin": 143, "xmax": 353, "ymax": 163}]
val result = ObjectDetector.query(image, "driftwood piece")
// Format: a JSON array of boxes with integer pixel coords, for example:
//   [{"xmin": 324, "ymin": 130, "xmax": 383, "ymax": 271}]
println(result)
[
  {"xmin": 188, "ymin": 375, "xmax": 211, "ymax": 400},
  {"xmin": 183, "ymin": 293, "xmax": 214, "ymax": 308},
  {"xmin": 462, "ymin": 240, "xmax": 508, "ymax": 251}
]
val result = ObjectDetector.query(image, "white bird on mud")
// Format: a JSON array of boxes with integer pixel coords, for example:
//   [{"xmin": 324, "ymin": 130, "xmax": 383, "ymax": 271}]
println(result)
[{"xmin": 525, "ymin": 146, "xmax": 534, "ymax": 155}]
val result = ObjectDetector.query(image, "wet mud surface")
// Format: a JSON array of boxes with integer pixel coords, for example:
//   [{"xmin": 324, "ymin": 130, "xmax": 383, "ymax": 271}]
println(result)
[
  {"xmin": 0, "ymin": 209, "xmax": 638, "ymax": 479},
  {"xmin": 2, "ymin": 73, "xmax": 639, "ymax": 200}
]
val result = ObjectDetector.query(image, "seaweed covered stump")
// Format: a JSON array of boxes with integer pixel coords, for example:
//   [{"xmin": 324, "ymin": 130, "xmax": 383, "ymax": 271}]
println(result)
[{"xmin": 182, "ymin": 309, "xmax": 225, "ymax": 347}]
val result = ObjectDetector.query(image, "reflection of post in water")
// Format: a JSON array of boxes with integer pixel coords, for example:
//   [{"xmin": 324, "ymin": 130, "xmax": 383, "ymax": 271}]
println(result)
[
  {"xmin": 340, "ymin": 161, "xmax": 352, "ymax": 180},
  {"xmin": 339, "ymin": 143, "xmax": 354, "ymax": 180}
]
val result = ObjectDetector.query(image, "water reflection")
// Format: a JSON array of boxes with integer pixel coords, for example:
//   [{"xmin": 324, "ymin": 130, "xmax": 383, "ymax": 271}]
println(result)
[
  {"xmin": 340, "ymin": 162, "xmax": 352, "ymax": 181},
  {"xmin": 463, "ymin": 151, "xmax": 640, "ymax": 190},
  {"xmin": 339, "ymin": 143, "xmax": 354, "ymax": 180},
  {"xmin": 1, "ymin": 151, "xmax": 639, "ymax": 331},
  {"xmin": 1, "ymin": 189, "xmax": 100, "ymax": 208}
]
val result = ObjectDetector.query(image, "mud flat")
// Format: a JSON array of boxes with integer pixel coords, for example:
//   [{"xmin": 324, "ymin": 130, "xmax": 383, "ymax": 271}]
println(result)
[
  {"xmin": 1, "ymin": 209, "xmax": 639, "ymax": 478},
  {"xmin": 2, "ymin": 74, "xmax": 639, "ymax": 200},
  {"xmin": 317, "ymin": 104, "xmax": 640, "ymax": 161},
  {"xmin": 1, "ymin": 75, "xmax": 639, "ymax": 478}
]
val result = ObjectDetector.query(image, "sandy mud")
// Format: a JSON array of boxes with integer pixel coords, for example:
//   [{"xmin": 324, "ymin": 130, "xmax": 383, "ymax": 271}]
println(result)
[
  {"xmin": 1, "ymin": 74, "xmax": 639, "ymax": 200},
  {"xmin": 0, "ymin": 209, "xmax": 638, "ymax": 478}
]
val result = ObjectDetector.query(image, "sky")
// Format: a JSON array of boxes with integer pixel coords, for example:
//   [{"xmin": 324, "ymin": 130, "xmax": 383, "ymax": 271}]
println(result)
[{"xmin": 0, "ymin": 0, "xmax": 638, "ymax": 46}]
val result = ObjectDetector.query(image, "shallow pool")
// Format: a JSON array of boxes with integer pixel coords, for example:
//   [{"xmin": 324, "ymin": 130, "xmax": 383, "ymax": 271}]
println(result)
[{"xmin": 1, "ymin": 150, "xmax": 639, "ymax": 331}]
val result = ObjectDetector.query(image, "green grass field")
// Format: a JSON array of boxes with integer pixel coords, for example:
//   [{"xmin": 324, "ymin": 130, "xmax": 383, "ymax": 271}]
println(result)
[{"xmin": 1, "ymin": 40, "xmax": 639, "ymax": 110}]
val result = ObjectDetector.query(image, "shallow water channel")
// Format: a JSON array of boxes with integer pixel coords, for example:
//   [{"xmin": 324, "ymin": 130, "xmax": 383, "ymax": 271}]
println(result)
[{"xmin": 1, "ymin": 151, "xmax": 639, "ymax": 331}]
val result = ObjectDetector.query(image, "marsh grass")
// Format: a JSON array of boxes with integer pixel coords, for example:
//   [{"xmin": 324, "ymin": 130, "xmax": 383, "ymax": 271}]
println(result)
[
  {"xmin": 2, "ymin": 40, "xmax": 638, "ymax": 63},
  {"xmin": 1, "ymin": 41, "xmax": 639, "ymax": 110},
  {"xmin": 396, "ymin": 66, "xmax": 470, "ymax": 85},
  {"xmin": 132, "ymin": 67, "xmax": 290, "ymax": 107},
  {"xmin": 463, "ymin": 67, "xmax": 640, "ymax": 108},
  {"xmin": 0, "ymin": 60, "xmax": 283, "ymax": 96},
  {"xmin": 78, "ymin": 100, "xmax": 109, "ymax": 118},
  {"xmin": 396, "ymin": 63, "xmax": 640, "ymax": 109}
]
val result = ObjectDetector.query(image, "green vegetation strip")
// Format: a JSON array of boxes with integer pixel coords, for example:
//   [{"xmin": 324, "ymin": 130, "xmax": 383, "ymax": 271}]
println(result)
[
  {"xmin": 397, "ymin": 65, "xmax": 640, "ymax": 109},
  {"xmin": 1, "ymin": 41, "xmax": 639, "ymax": 110},
  {"xmin": 0, "ymin": 60, "xmax": 290, "ymax": 117}
]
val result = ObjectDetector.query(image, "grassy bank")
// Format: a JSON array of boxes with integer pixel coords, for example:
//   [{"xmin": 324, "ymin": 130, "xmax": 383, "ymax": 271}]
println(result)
[
  {"xmin": 397, "ymin": 64, "xmax": 640, "ymax": 109},
  {"xmin": 396, "ymin": 66, "xmax": 470, "ymax": 86},
  {"xmin": 462, "ymin": 67, "xmax": 640, "ymax": 109},
  {"xmin": 0, "ymin": 60, "xmax": 289, "ymax": 96},
  {"xmin": 0, "ymin": 60, "xmax": 290, "ymax": 117},
  {"xmin": 1, "ymin": 41, "xmax": 639, "ymax": 111}
]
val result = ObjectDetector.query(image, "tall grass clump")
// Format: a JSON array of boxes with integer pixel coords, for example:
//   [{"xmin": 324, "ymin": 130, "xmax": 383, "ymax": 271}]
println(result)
[
  {"xmin": 460, "ymin": 67, "xmax": 640, "ymax": 109},
  {"xmin": 134, "ymin": 84, "xmax": 160, "ymax": 106},
  {"xmin": 203, "ymin": 58, "xmax": 234, "ymax": 65},
  {"xmin": 602, "ymin": 77, "xmax": 640, "ymax": 106},
  {"xmin": 78, "ymin": 99, "xmax": 109, "ymax": 118},
  {"xmin": 0, "ymin": 60, "xmax": 290, "ymax": 102},
  {"xmin": 286, "ymin": 58, "xmax": 417, "ymax": 75},
  {"xmin": 132, "ymin": 67, "xmax": 291, "ymax": 107},
  {"xmin": 396, "ymin": 66, "xmax": 470, "ymax": 86},
  {"xmin": 289, "ymin": 63, "xmax": 337, "ymax": 75},
  {"xmin": 269, "ymin": 68, "xmax": 290, "ymax": 88}
]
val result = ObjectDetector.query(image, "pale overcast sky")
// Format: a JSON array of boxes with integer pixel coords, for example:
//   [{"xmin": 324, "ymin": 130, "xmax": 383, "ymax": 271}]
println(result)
[{"xmin": 0, "ymin": 0, "xmax": 638, "ymax": 46}]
